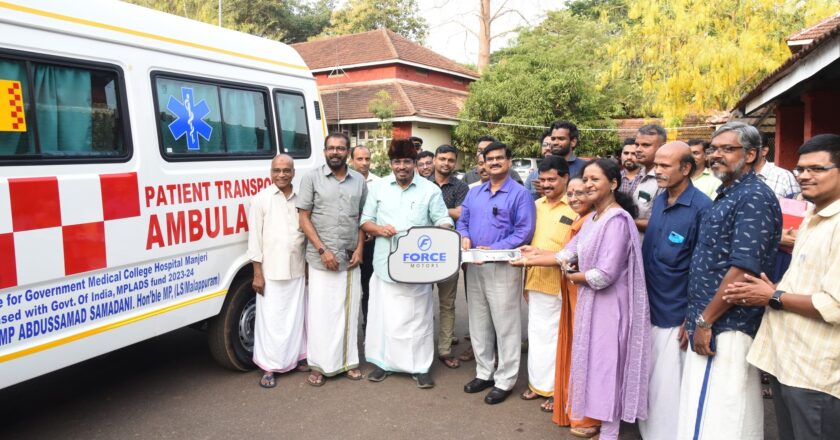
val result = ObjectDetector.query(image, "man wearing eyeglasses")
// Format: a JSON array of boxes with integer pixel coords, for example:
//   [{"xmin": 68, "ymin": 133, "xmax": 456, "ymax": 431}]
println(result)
[
  {"xmin": 297, "ymin": 133, "xmax": 367, "ymax": 386},
  {"xmin": 360, "ymin": 138, "xmax": 452, "ymax": 389},
  {"xmin": 458, "ymin": 141, "xmax": 536, "ymax": 405},
  {"xmin": 725, "ymin": 134, "xmax": 840, "ymax": 440},
  {"xmin": 677, "ymin": 122, "xmax": 782, "ymax": 440}
]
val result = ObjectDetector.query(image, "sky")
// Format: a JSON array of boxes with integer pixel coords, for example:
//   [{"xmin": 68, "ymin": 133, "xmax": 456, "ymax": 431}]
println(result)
[{"xmin": 419, "ymin": 0, "xmax": 557, "ymax": 65}]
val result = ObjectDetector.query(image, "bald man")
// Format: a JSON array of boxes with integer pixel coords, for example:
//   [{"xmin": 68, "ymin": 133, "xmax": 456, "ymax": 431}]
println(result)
[{"xmin": 638, "ymin": 142, "xmax": 713, "ymax": 440}]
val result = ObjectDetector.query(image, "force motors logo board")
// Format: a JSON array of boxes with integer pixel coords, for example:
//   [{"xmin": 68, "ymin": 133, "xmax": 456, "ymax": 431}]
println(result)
[{"xmin": 388, "ymin": 227, "xmax": 460, "ymax": 284}]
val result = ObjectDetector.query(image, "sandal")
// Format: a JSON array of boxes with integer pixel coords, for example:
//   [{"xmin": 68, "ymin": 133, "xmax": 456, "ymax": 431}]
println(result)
[
  {"xmin": 345, "ymin": 369, "xmax": 363, "ymax": 380},
  {"xmin": 439, "ymin": 354, "xmax": 460, "ymax": 369},
  {"xmin": 306, "ymin": 373, "xmax": 325, "ymax": 387},
  {"xmin": 296, "ymin": 360, "xmax": 311, "ymax": 372},
  {"xmin": 520, "ymin": 389, "xmax": 539, "ymax": 400},
  {"xmin": 540, "ymin": 397, "xmax": 554, "ymax": 412},
  {"xmin": 458, "ymin": 346, "xmax": 475, "ymax": 362},
  {"xmin": 570, "ymin": 427, "xmax": 600, "ymax": 438},
  {"xmin": 259, "ymin": 372, "xmax": 276, "ymax": 388}
]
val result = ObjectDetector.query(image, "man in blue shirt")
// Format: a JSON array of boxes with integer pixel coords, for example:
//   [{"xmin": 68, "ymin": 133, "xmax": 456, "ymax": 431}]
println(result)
[
  {"xmin": 457, "ymin": 141, "xmax": 536, "ymax": 405},
  {"xmin": 677, "ymin": 122, "xmax": 782, "ymax": 440},
  {"xmin": 547, "ymin": 120, "xmax": 586, "ymax": 178},
  {"xmin": 639, "ymin": 141, "xmax": 712, "ymax": 440}
]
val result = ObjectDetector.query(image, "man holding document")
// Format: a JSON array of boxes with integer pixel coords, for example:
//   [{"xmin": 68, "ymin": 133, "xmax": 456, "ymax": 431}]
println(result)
[{"xmin": 457, "ymin": 141, "xmax": 536, "ymax": 404}]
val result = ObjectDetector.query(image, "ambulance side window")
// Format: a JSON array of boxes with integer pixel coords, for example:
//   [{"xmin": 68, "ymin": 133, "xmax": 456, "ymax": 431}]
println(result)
[
  {"xmin": 274, "ymin": 91, "xmax": 311, "ymax": 158},
  {"xmin": 152, "ymin": 74, "xmax": 274, "ymax": 160},
  {"xmin": 0, "ymin": 53, "xmax": 129, "ymax": 162}
]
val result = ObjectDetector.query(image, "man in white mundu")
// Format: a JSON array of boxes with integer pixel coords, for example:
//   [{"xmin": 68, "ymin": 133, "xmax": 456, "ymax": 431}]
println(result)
[
  {"xmin": 297, "ymin": 133, "xmax": 367, "ymax": 386},
  {"xmin": 360, "ymin": 139, "xmax": 452, "ymax": 389},
  {"xmin": 247, "ymin": 154, "xmax": 307, "ymax": 389}
]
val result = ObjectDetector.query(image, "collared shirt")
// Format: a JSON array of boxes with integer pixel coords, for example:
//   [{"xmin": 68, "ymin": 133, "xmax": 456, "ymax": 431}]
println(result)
[
  {"xmin": 427, "ymin": 173, "xmax": 469, "ymax": 209},
  {"xmin": 642, "ymin": 183, "xmax": 712, "ymax": 327},
  {"xmin": 757, "ymin": 161, "xmax": 800, "ymax": 199},
  {"xmin": 525, "ymin": 196, "xmax": 576, "ymax": 295},
  {"xmin": 296, "ymin": 164, "xmax": 367, "ymax": 271},
  {"xmin": 525, "ymin": 169, "xmax": 540, "ymax": 200},
  {"xmin": 246, "ymin": 185, "xmax": 305, "ymax": 280},
  {"xmin": 457, "ymin": 176, "xmax": 536, "ymax": 249},
  {"xmin": 685, "ymin": 171, "xmax": 782, "ymax": 337},
  {"xmin": 360, "ymin": 173, "xmax": 452, "ymax": 283},
  {"xmin": 566, "ymin": 154, "xmax": 586, "ymax": 178},
  {"xmin": 691, "ymin": 168, "xmax": 722, "ymax": 199},
  {"xmin": 364, "ymin": 172, "xmax": 380, "ymax": 184},
  {"xmin": 747, "ymin": 199, "xmax": 840, "ymax": 399},
  {"xmin": 619, "ymin": 168, "xmax": 643, "ymax": 196},
  {"xmin": 632, "ymin": 167, "xmax": 662, "ymax": 220}
]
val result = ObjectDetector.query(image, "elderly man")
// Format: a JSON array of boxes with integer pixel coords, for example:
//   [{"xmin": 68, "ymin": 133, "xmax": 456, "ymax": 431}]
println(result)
[
  {"xmin": 428, "ymin": 144, "xmax": 470, "ymax": 369},
  {"xmin": 633, "ymin": 124, "xmax": 667, "ymax": 232},
  {"xmin": 687, "ymin": 139, "xmax": 722, "ymax": 198},
  {"xmin": 726, "ymin": 134, "xmax": 840, "ymax": 440},
  {"xmin": 677, "ymin": 122, "xmax": 782, "ymax": 440},
  {"xmin": 297, "ymin": 133, "xmax": 367, "ymax": 386},
  {"xmin": 247, "ymin": 154, "xmax": 307, "ymax": 389},
  {"xmin": 361, "ymin": 139, "xmax": 452, "ymax": 389},
  {"xmin": 458, "ymin": 141, "xmax": 536, "ymax": 405},
  {"xmin": 463, "ymin": 135, "xmax": 523, "ymax": 185},
  {"xmin": 619, "ymin": 137, "xmax": 642, "ymax": 195},
  {"xmin": 638, "ymin": 142, "xmax": 712, "ymax": 440}
]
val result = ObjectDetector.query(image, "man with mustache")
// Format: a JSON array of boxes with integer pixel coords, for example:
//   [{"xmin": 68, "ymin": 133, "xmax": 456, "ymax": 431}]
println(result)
[
  {"xmin": 687, "ymin": 139, "xmax": 722, "ymax": 199},
  {"xmin": 619, "ymin": 137, "xmax": 642, "ymax": 195},
  {"xmin": 361, "ymin": 138, "xmax": 452, "ymax": 389},
  {"xmin": 525, "ymin": 131, "xmax": 553, "ymax": 200},
  {"xmin": 297, "ymin": 133, "xmax": 367, "ymax": 386},
  {"xmin": 463, "ymin": 135, "xmax": 524, "ymax": 185},
  {"xmin": 677, "ymin": 122, "xmax": 782, "ymax": 440},
  {"xmin": 639, "ymin": 142, "xmax": 712, "ymax": 440},
  {"xmin": 632, "ymin": 124, "xmax": 668, "ymax": 233}
]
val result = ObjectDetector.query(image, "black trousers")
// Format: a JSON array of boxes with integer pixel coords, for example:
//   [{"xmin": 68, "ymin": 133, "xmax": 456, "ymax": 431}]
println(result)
[
  {"xmin": 359, "ymin": 239, "xmax": 375, "ymax": 322},
  {"xmin": 770, "ymin": 375, "xmax": 840, "ymax": 440}
]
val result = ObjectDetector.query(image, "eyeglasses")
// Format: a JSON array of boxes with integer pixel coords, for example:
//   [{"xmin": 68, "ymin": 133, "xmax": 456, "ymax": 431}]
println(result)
[
  {"xmin": 705, "ymin": 145, "xmax": 744, "ymax": 155},
  {"xmin": 792, "ymin": 165, "xmax": 838, "ymax": 177},
  {"xmin": 325, "ymin": 146, "xmax": 348, "ymax": 153}
]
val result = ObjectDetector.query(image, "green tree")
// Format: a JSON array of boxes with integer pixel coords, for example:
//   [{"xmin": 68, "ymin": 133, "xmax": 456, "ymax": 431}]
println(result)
[
  {"xmin": 605, "ymin": 0, "xmax": 840, "ymax": 122},
  {"xmin": 127, "ymin": 0, "xmax": 333, "ymax": 43},
  {"xmin": 321, "ymin": 0, "xmax": 427, "ymax": 42},
  {"xmin": 367, "ymin": 90, "xmax": 399, "ymax": 176},
  {"xmin": 455, "ymin": 10, "xmax": 636, "ymax": 160}
]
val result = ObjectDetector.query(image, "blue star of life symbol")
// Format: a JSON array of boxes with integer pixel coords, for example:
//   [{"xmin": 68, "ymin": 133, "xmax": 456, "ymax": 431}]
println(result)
[{"xmin": 167, "ymin": 87, "xmax": 212, "ymax": 151}]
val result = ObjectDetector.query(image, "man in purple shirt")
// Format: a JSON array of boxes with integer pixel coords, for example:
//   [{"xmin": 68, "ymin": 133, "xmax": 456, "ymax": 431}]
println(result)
[{"xmin": 457, "ymin": 141, "xmax": 536, "ymax": 404}]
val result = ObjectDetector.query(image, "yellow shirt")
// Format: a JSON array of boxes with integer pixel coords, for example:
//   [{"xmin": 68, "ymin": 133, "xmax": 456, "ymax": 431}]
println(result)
[
  {"xmin": 747, "ymin": 199, "xmax": 840, "ymax": 399},
  {"xmin": 525, "ymin": 196, "xmax": 576, "ymax": 295},
  {"xmin": 691, "ymin": 168, "xmax": 722, "ymax": 199}
]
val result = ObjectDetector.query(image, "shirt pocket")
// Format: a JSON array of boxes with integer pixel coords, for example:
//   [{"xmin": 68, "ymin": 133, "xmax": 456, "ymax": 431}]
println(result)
[
  {"xmin": 655, "ymin": 237, "xmax": 687, "ymax": 267},
  {"xmin": 490, "ymin": 207, "xmax": 510, "ymax": 230}
]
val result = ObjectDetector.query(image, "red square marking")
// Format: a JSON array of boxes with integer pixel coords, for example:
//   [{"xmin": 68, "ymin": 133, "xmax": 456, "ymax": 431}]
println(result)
[
  {"xmin": 63, "ymin": 222, "xmax": 107, "ymax": 275},
  {"xmin": 12, "ymin": 82, "xmax": 19, "ymax": 90},
  {"xmin": 9, "ymin": 177, "xmax": 62, "ymax": 232},
  {"xmin": 6, "ymin": 88, "xmax": 13, "ymax": 94},
  {"xmin": 8, "ymin": 100, "xmax": 13, "ymax": 106},
  {"xmin": 100, "ymin": 172, "xmax": 140, "ymax": 220},
  {"xmin": 12, "ymin": 123, "xmax": 18, "ymax": 130},
  {"xmin": 15, "ymin": 106, "xmax": 22, "ymax": 112},
  {"xmin": 17, "ymin": 117, "xmax": 23, "ymax": 124},
  {"xmin": 0, "ymin": 233, "xmax": 17, "ymax": 289},
  {"xmin": 13, "ymin": 94, "xmax": 20, "ymax": 101}
]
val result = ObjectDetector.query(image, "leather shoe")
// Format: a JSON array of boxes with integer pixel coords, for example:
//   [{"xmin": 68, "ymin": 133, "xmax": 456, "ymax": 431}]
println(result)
[
  {"xmin": 484, "ymin": 387, "xmax": 512, "ymax": 405},
  {"xmin": 463, "ymin": 377, "xmax": 494, "ymax": 394}
]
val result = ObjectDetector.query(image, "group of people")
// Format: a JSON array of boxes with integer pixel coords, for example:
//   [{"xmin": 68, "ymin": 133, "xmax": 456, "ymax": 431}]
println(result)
[{"xmin": 247, "ymin": 121, "xmax": 840, "ymax": 440}]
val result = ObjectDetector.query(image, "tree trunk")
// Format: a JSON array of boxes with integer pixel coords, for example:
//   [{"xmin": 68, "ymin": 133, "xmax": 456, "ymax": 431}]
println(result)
[{"xmin": 478, "ymin": 0, "xmax": 491, "ymax": 73}]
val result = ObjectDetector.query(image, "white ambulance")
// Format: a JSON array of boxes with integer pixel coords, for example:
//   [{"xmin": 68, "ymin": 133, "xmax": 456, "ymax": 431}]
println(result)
[{"xmin": 0, "ymin": 0, "xmax": 325, "ymax": 388}]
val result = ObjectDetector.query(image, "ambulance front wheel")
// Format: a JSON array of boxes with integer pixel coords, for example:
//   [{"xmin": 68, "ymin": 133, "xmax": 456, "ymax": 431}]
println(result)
[{"xmin": 207, "ymin": 277, "xmax": 256, "ymax": 371}]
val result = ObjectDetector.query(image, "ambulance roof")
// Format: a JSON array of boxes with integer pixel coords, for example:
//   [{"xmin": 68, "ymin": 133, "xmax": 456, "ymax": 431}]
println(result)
[{"xmin": 0, "ymin": 0, "xmax": 313, "ymax": 77}]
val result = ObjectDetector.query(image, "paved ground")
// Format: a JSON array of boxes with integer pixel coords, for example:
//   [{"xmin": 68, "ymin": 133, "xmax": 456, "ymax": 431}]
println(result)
[{"xmin": 0, "ymin": 279, "xmax": 777, "ymax": 439}]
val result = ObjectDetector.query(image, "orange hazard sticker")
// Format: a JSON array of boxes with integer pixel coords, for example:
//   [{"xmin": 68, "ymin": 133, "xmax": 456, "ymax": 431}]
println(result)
[{"xmin": 0, "ymin": 80, "xmax": 27, "ymax": 132}]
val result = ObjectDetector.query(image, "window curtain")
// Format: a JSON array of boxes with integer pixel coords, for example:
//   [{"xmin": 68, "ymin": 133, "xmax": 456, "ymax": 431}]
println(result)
[
  {"xmin": 276, "ymin": 95, "xmax": 301, "ymax": 154},
  {"xmin": 221, "ymin": 88, "xmax": 263, "ymax": 152},
  {"xmin": 33, "ymin": 64, "xmax": 92, "ymax": 154}
]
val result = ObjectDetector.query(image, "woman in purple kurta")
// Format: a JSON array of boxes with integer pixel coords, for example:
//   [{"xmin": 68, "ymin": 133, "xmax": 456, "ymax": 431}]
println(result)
[{"xmin": 557, "ymin": 160, "xmax": 650, "ymax": 440}]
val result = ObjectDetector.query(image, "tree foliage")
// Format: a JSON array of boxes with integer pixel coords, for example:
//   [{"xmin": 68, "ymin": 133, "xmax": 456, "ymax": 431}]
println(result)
[
  {"xmin": 605, "ymin": 0, "xmax": 840, "ymax": 122},
  {"xmin": 454, "ymin": 10, "xmax": 638, "ymax": 160},
  {"xmin": 367, "ymin": 90, "xmax": 399, "ymax": 176},
  {"xmin": 127, "ymin": 0, "xmax": 333, "ymax": 43},
  {"xmin": 321, "ymin": 0, "xmax": 428, "ymax": 43}
]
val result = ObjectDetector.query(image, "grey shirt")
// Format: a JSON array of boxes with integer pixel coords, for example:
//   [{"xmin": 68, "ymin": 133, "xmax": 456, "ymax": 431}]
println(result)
[{"xmin": 296, "ymin": 164, "xmax": 367, "ymax": 271}]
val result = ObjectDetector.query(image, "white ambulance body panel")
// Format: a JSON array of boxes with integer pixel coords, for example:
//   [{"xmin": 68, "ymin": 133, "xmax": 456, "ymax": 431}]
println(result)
[{"xmin": 0, "ymin": 0, "xmax": 325, "ymax": 388}]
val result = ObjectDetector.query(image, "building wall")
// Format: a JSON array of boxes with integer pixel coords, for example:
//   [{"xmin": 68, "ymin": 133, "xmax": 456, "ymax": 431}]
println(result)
[
  {"xmin": 313, "ymin": 65, "xmax": 398, "ymax": 86},
  {"xmin": 313, "ymin": 64, "xmax": 472, "ymax": 92},
  {"xmin": 411, "ymin": 122, "xmax": 452, "ymax": 152},
  {"xmin": 395, "ymin": 66, "xmax": 470, "ymax": 92}
]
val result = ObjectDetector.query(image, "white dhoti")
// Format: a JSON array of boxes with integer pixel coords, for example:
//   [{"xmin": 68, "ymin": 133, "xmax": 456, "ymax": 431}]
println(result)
[
  {"xmin": 639, "ymin": 325, "xmax": 686, "ymax": 440},
  {"xmin": 526, "ymin": 290, "xmax": 561, "ymax": 396},
  {"xmin": 253, "ymin": 276, "xmax": 307, "ymax": 372},
  {"xmin": 364, "ymin": 273, "xmax": 434, "ymax": 374},
  {"xmin": 306, "ymin": 267, "xmax": 361, "ymax": 376},
  {"xmin": 676, "ymin": 330, "xmax": 763, "ymax": 440}
]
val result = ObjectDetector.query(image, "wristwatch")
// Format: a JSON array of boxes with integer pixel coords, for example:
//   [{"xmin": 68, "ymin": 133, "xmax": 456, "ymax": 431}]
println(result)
[
  {"xmin": 318, "ymin": 247, "xmax": 326, "ymax": 255},
  {"xmin": 769, "ymin": 290, "xmax": 785, "ymax": 310},
  {"xmin": 695, "ymin": 315, "xmax": 713, "ymax": 329}
]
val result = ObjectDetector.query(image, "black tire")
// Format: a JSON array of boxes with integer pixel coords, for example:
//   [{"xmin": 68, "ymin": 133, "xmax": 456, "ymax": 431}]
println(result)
[{"xmin": 207, "ymin": 276, "xmax": 256, "ymax": 371}]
